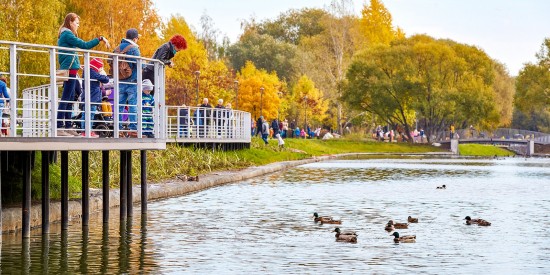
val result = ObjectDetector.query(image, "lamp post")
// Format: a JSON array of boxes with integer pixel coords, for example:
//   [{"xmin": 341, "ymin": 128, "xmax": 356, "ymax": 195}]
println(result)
[
  {"xmin": 194, "ymin": 70, "xmax": 200, "ymax": 105},
  {"xmin": 277, "ymin": 91, "xmax": 282, "ymax": 122},
  {"xmin": 260, "ymin": 87, "xmax": 264, "ymax": 116},
  {"xmin": 303, "ymin": 95, "xmax": 308, "ymax": 131},
  {"xmin": 234, "ymin": 80, "xmax": 239, "ymax": 109}
]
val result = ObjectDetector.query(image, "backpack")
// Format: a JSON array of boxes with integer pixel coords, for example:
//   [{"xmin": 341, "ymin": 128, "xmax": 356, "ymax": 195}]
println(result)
[{"xmin": 108, "ymin": 44, "xmax": 136, "ymax": 80}]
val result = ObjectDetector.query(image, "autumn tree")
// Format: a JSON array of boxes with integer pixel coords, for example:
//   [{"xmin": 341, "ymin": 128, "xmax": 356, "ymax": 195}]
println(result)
[
  {"xmin": 256, "ymin": 8, "xmax": 328, "ymax": 45},
  {"xmin": 513, "ymin": 38, "xmax": 550, "ymax": 132},
  {"xmin": 290, "ymin": 75, "xmax": 328, "ymax": 128},
  {"xmin": 227, "ymin": 31, "xmax": 297, "ymax": 82},
  {"xmin": 0, "ymin": 0, "xmax": 64, "ymax": 88},
  {"xmin": 492, "ymin": 61, "xmax": 515, "ymax": 127},
  {"xmin": 235, "ymin": 61, "xmax": 283, "ymax": 120},
  {"xmin": 344, "ymin": 35, "xmax": 502, "ymax": 142},
  {"xmin": 359, "ymin": 0, "xmax": 404, "ymax": 46},
  {"xmin": 66, "ymin": 0, "xmax": 162, "ymax": 57}
]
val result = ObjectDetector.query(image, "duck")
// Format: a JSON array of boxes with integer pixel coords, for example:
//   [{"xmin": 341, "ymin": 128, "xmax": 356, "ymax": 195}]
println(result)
[
  {"xmin": 313, "ymin": 212, "xmax": 342, "ymax": 224},
  {"xmin": 391, "ymin": 232, "xmax": 416, "ymax": 243},
  {"xmin": 334, "ymin": 228, "xmax": 357, "ymax": 243},
  {"xmin": 387, "ymin": 220, "xmax": 408, "ymax": 229},
  {"xmin": 384, "ymin": 222, "xmax": 394, "ymax": 231},
  {"xmin": 436, "ymin": 184, "xmax": 447, "ymax": 189},
  {"xmin": 333, "ymin": 227, "xmax": 357, "ymax": 236},
  {"xmin": 464, "ymin": 216, "xmax": 491, "ymax": 226},
  {"xmin": 407, "ymin": 216, "xmax": 418, "ymax": 223}
]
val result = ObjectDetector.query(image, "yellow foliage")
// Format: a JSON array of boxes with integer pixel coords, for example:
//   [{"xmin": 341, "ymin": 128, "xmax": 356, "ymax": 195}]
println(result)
[
  {"xmin": 292, "ymin": 75, "xmax": 328, "ymax": 125},
  {"xmin": 236, "ymin": 61, "xmax": 283, "ymax": 120},
  {"xmin": 359, "ymin": 0, "xmax": 401, "ymax": 46}
]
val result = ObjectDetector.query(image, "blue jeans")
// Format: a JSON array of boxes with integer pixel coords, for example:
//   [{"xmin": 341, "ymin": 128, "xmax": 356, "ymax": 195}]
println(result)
[
  {"xmin": 118, "ymin": 83, "xmax": 137, "ymax": 130},
  {"xmin": 262, "ymin": 133, "xmax": 269, "ymax": 144},
  {"xmin": 57, "ymin": 76, "xmax": 81, "ymax": 128}
]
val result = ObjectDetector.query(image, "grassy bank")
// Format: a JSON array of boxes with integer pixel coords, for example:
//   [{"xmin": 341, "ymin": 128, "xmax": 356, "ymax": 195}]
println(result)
[
  {"xmin": 458, "ymin": 144, "xmax": 514, "ymax": 157},
  {"xmin": 18, "ymin": 137, "xmax": 443, "ymax": 202}
]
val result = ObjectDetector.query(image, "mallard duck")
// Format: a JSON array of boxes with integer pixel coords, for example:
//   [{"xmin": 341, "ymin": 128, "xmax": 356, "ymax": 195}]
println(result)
[
  {"xmin": 464, "ymin": 216, "xmax": 491, "ymax": 226},
  {"xmin": 188, "ymin": 175, "xmax": 199, "ymax": 181},
  {"xmin": 333, "ymin": 227, "xmax": 357, "ymax": 236},
  {"xmin": 391, "ymin": 232, "xmax": 416, "ymax": 243},
  {"xmin": 408, "ymin": 216, "xmax": 418, "ymax": 223},
  {"xmin": 387, "ymin": 220, "xmax": 408, "ymax": 229},
  {"xmin": 334, "ymin": 228, "xmax": 357, "ymax": 243},
  {"xmin": 313, "ymin": 212, "xmax": 342, "ymax": 224},
  {"xmin": 384, "ymin": 222, "xmax": 394, "ymax": 231}
]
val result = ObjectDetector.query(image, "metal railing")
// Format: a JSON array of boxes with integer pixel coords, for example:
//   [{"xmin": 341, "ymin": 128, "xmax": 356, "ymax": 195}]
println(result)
[
  {"xmin": 433, "ymin": 128, "xmax": 550, "ymax": 144},
  {"xmin": 0, "ymin": 40, "xmax": 166, "ymax": 139},
  {"xmin": 165, "ymin": 106, "xmax": 251, "ymax": 142}
]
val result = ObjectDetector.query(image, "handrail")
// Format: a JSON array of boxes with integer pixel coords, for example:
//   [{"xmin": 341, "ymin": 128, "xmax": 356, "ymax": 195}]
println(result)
[{"xmin": 0, "ymin": 40, "xmax": 166, "ymax": 139}]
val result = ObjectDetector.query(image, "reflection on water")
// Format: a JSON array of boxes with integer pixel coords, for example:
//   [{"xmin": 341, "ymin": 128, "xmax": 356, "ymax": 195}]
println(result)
[{"xmin": 1, "ymin": 157, "xmax": 549, "ymax": 273}]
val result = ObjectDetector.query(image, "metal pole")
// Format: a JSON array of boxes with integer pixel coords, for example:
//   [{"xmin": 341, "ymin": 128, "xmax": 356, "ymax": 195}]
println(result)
[
  {"xmin": 22, "ymin": 151, "xmax": 32, "ymax": 238},
  {"xmin": 120, "ymin": 151, "xmax": 127, "ymax": 220},
  {"xmin": 195, "ymin": 71, "xmax": 201, "ymax": 106},
  {"xmin": 42, "ymin": 151, "xmax": 50, "ymax": 234},
  {"xmin": 126, "ymin": 150, "xmax": 133, "ymax": 217},
  {"xmin": 260, "ymin": 87, "xmax": 264, "ymax": 117},
  {"xmin": 141, "ymin": 150, "xmax": 147, "ymax": 214},
  {"xmin": 102, "ymin": 150, "xmax": 109, "ymax": 223},
  {"xmin": 61, "ymin": 151, "xmax": 69, "ymax": 230},
  {"xmin": 234, "ymin": 80, "xmax": 239, "ymax": 109},
  {"xmin": 82, "ymin": 150, "xmax": 89, "ymax": 227}
]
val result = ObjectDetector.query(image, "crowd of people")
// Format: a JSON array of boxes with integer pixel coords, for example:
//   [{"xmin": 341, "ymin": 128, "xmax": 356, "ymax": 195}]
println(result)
[{"xmin": 54, "ymin": 12, "xmax": 188, "ymax": 138}]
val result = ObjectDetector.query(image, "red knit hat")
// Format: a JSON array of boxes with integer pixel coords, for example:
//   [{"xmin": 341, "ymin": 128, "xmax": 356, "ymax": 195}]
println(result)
[{"xmin": 90, "ymin": 58, "xmax": 103, "ymax": 72}]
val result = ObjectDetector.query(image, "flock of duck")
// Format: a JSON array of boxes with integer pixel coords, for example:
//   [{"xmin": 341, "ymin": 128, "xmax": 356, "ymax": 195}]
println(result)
[{"xmin": 313, "ymin": 212, "xmax": 491, "ymax": 244}]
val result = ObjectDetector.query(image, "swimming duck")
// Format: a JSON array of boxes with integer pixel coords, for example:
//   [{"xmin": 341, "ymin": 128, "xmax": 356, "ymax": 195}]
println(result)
[
  {"xmin": 333, "ymin": 227, "xmax": 357, "ymax": 236},
  {"xmin": 436, "ymin": 184, "xmax": 447, "ymax": 189},
  {"xmin": 384, "ymin": 222, "xmax": 394, "ymax": 231},
  {"xmin": 334, "ymin": 228, "xmax": 357, "ymax": 243},
  {"xmin": 313, "ymin": 213, "xmax": 342, "ymax": 224},
  {"xmin": 464, "ymin": 216, "xmax": 491, "ymax": 226},
  {"xmin": 388, "ymin": 220, "xmax": 408, "ymax": 229},
  {"xmin": 391, "ymin": 232, "xmax": 416, "ymax": 243},
  {"xmin": 408, "ymin": 216, "xmax": 418, "ymax": 223}
]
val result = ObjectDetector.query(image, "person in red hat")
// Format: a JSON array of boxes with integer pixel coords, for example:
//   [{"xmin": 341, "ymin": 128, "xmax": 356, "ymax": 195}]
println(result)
[
  {"xmin": 142, "ymin": 34, "xmax": 188, "ymax": 86},
  {"xmin": 80, "ymin": 57, "xmax": 110, "ymax": 137}
]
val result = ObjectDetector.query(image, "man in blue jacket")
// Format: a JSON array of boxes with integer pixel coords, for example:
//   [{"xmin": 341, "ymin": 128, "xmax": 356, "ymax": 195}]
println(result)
[{"xmin": 116, "ymin": 28, "xmax": 141, "ymax": 137}]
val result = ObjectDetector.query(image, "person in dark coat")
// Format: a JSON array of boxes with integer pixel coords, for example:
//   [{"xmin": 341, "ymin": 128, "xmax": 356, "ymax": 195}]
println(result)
[
  {"xmin": 142, "ymin": 34, "xmax": 187, "ymax": 86},
  {"xmin": 179, "ymin": 104, "xmax": 190, "ymax": 138},
  {"xmin": 271, "ymin": 119, "xmax": 280, "ymax": 137}
]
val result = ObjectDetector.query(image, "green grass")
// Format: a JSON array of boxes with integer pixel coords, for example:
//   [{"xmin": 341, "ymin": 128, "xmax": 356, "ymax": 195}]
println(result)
[{"xmin": 459, "ymin": 144, "xmax": 514, "ymax": 157}]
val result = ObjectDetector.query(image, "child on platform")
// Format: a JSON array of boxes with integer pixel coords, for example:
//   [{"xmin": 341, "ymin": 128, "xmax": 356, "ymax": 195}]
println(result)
[
  {"xmin": 142, "ymin": 79, "xmax": 155, "ymax": 138},
  {"xmin": 81, "ymin": 57, "xmax": 109, "ymax": 137}
]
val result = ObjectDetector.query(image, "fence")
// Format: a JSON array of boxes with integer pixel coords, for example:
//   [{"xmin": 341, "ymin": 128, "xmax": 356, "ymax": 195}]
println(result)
[{"xmin": 0, "ymin": 40, "xmax": 166, "ymax": 139}]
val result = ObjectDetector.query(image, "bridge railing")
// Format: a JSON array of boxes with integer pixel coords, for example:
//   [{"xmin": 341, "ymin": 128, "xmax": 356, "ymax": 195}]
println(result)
[
  {"xmin": 0, "ymin": 40, "xmax": 165, "ymax": 139},
  {"xmin": 433, "ymin": 128, "xmax": 550, "ymax": 144},
  {"xmin": 164, "ymin": 106, "xmax": 251, "ymax": 142}
]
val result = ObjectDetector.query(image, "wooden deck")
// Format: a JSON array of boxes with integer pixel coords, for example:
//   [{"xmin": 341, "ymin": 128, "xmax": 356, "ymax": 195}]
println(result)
[{"xmin": 0, "ymin": 137, "xmax": 166, "ymax": 151}]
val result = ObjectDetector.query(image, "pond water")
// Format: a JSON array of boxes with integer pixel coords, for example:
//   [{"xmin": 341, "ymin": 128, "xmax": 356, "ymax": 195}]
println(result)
[{"xmin": 1, "ymin": 156, "xmax": 550, "ymax": 274}]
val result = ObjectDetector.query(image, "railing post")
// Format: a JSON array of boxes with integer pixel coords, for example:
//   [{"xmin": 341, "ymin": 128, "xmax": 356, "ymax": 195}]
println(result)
[
  {"xmin": 83, "ymin": 52, "xmax": 91, "ymax": 137},
  {"xmin": 137, "ymin": 58, "xmax": 143, "ymax": 138},
  {"xmin": 49, "ymin": 49, "xmax": 58, "ymax": 137},
  {"xmin": 113, "ymin": 55, "xmax": 120, "ymax": 138},
  {"xmin": 9, "ymin": 44, "xmax": 17, "ymax": 137},
  {"xmin": 160, "ymin": 66, "xmax": 166, "ymax": 139}
]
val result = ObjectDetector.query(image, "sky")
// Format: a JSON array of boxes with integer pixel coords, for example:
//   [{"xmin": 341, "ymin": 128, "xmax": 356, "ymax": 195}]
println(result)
[{"xmin": 154, "ymin": 0, "xmax": 550, "ymax": 76}]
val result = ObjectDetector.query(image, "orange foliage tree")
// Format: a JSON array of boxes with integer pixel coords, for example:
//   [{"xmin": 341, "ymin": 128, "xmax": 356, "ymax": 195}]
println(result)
[{"xmin": 236, "ymin": 62, "xmax": 283, "ymax": 120}]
